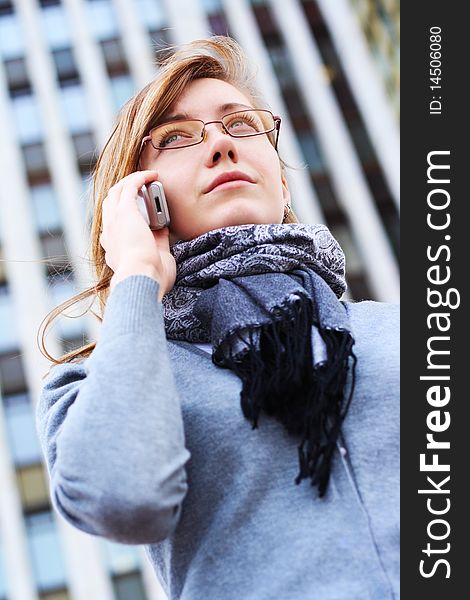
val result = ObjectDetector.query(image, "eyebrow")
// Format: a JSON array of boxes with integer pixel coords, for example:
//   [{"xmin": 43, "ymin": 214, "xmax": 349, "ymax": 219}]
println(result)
[{"xmin": 156, "ymin": 102, "xmax": 254, "ymax": 126}]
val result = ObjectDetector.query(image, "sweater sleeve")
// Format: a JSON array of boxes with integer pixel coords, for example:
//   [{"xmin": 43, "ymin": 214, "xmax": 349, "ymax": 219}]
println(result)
[{"xmin": 35, "ymin": 275, "xmax": 191, "ymax": 545}]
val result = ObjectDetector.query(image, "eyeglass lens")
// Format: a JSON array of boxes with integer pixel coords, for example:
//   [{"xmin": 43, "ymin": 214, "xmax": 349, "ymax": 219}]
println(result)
[{"xmin": 150, "ymin": 110, "xmax": 274, "ymax": 150}]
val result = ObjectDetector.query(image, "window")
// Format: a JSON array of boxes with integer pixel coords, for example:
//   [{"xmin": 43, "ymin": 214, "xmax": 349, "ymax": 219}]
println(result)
[
  {"xmin": 0, "ymin": 351, "xmax": 27, "ymax": 395},
  {"xmin": 109, "ymin": 74, "xmax": 134, "ymax": 112},
  {"xmin": 40, "ymin": 4, "xmax": 72, "ymax": 50},
  {"xmin": 39, "ymin": 589, "xmax": 70, "ymax": 600},
  {"xmin": 2, "ymin": 392, "xmax": 42, "ymax": 466},
  {"xmin": 30, "ymin": 183, "xmax": 62, "ymax": 234},
  {"xmin": 0, "ymin": 13, "xmax": 24, "ymax": 59},
  {"xmin": 42, "ymin": 234, "xmax": 70, "ymax": 277},
  {"xmin": 0, "ymin": 542, "xmax": 8, "ymax": 600},
  {"xmin": 102, "ymin": 540, "xmax": 141, "ymax": 575},
  {"xmin": 59, "ymin": 85, "xmax": 91, "ymax": 134},
  {"xmin": 11, "ymin": 94, "xmax": 44, "ymax": 144},
  {"xmin": 268, "ymin": 46, "xmax": 295, "ymax": 88},
  {"xmin": 86, "ymin": 0, "xmax": 119, "ymax": 41},
  {"xmin": 72, "ymin": 132, "xmax": 97, "ymax": 174},
  {"xmin": 201, "ymin": 0, "xmax": 223, "ymax": 11},
  {"xmin": 26, "ymin": 511, "xmax": 68, "ymax": 591},
  {"xmin": 16, "ymin": 464, "xmax": 51, "ymax": 512},
  {"xmin": 22, "ymin": 142, "xmax": 49, "ymax": 182},
  {"xmin": 0, "ymin": 288, "xmax": 19, "ymax": 352},
  {"xmin": 148, "ymin": 26, "xmax": 171, "ymax": 51},
  {"xmin": 112, "ymin": 571, "xmax": 147, "ymax": 600},
  {"xmin": 207, "ymin": 13, "xmax": 230, "ymax": 37},
  {"xmin": 297, "ymin": 132, "xmax": 325, "ymax": 175},
  {"xmin": 100, "ymin": 38, "xmax": 129, "ymax": 76},
  {"xmin": 136, "ymin": 0, "xmax": 166, "ymax": 30},
  {"xmin": 0, "ymin": 1, "xmax": 13, "ymax": 16},
  {"xmin": 3, "ymin": 57, "xmax": 31, "ymax": 96},
  {"xmin": 52, "ymin": 48, "xmax": 80, "ymax": 86},
  {"xmin": 48, "ymin": 274, "xmax": 87, "ymax": 339}
]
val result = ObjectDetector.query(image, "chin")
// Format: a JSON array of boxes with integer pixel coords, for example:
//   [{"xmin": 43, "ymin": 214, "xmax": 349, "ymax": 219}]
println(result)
[{"xmin": 215, "ymin": 204, "xmax": 276, "ymax": 227}]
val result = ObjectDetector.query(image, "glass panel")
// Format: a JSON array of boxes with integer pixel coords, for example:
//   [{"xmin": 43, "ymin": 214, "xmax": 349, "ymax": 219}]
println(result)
[
  {"xmin": 42, "ymin": 234, "xmax": 70, "ymax": 281},
  {"xmin": 201, "ymin": 0, "xmax": 223, "ymax": 11},
  {"xmin": 3, "ymin": 57, "xmax": 31, "ymax": 95},
  {"xmin": 136, "ymin": 0, "xmax": 166, "ymax": 29},
  {"xmin": 48, "ymin": 274, "xmax": 87, "ymax": 339},
  {"xmin": 25, "ymin": 511, "xmax": 68, "ymax": 590},
  {"xmin": 0, "ymin": 351, "xmax": 26, "ymax": 395},
  {"xmin": 0, "ymin": 542, "xmax": 8, "ymax": 599},
  {"xmin": 297, "ymin": 132, "xmax": 325, "ymax": 175},
  {"xmin": 11, "ymin": 94, "xmax": 44, "ymax": 144},
  {"xmin": 59, "ymin": 85, "xmax": 91, "ymax": 134},
  {"xmin": 72, "ymin": 132, "xmax": 97, "ymax": 173},
  {"xmin": 16, "ymin": 464, "xmax": 51, "ymax": 512},
  {"xmin": 109, "ymin": 74, "xmax": 135, "ymax": 112},
  {"xmin": 40, "ymin": 4, "xmax": 72, "ymax": 50},
  {"xmin": 22, "ymin": 143, "xmax": 49, "ymax": 180},
  {"xmin": 40, "ymin": 589, "xmax": 70, "ymax": 600},
  {"xmin": 100, "ymin": 38, "xmax": 128, "ymax": 76},
  {"xmin": 3, "ymin": 392, "xmax": 42, "ymax": 466},
  {"xmin": 30, "ymin": 183, "xmax": 63, "ymax": 234},
  {"xmin": 0, "ymin": 13, "xmax": 25, "ymax": 59},
  {"xmin": 112, "ymin": 571, "xmax": 147, "ymax": 600},
  {"xmin": 102, "ymin": 540, "xmax": 141, "ymax": 575},
  {"xmin": 0, "ymin": 286, "xmax": 19, "ymax": 352},
  {"xmin": 52, "ymin": 48, "xmax": 80, "ymax": 86},
  {"xmin": 86, "ymin": 0, "xmax": 119, "ymax": 41}
]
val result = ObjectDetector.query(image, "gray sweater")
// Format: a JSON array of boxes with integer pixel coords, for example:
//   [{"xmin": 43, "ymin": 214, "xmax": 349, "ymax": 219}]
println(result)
[{"xmin": 36, "ymin": 275, "xmax": 400, "ymax": 600}]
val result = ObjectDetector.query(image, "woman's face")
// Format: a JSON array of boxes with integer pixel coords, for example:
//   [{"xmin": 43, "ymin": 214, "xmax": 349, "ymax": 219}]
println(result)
[{"xmin": 140, "ymin": 77, "xmax": 290, "ymax": 244}]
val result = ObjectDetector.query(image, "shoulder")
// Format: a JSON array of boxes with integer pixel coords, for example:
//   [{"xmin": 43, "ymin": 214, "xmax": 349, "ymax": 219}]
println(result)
[
  {"xmin": 342, "ymin": 300, "xmax": 399, "ymax": 385},
  {"xmin": 343, "ymin": 300, "xmax": 399, "ymax": 343}
]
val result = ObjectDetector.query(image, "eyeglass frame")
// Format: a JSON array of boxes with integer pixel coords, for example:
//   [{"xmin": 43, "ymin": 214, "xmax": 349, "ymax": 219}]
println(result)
[{"xmin": 138, "ymin": 109, "xmax": 282, "ymax": 161}]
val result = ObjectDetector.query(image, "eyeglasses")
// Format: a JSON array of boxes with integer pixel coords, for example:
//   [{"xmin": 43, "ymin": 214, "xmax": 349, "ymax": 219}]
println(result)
[{"xmin": 139, "ymin": 109, "xmax": 281, "ymax": 157}]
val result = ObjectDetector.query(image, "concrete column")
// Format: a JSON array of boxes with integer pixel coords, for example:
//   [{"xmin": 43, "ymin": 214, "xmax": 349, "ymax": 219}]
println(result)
[
  {"xmin": 15, "ymin": 0, "xmax": 96, "ymax": 298},
  {"xmin": 114, "ymin": 0, "xmax": 158, "ymax": 88},
  {"xmin": 162, "ymin": 0, "xmax": 210, "ymax": 44},
  {"xmin": 63, "ymin": 0, "xmax": 116, "ymax": 148},
  {"xmin": 0, "ymin": 55, "xmax": 62, "ymax": 410}
]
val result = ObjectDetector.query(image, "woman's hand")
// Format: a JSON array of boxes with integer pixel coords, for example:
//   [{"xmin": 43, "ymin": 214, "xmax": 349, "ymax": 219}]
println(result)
[{"xmin": 100, "ymin": 171, "xmax": 176, "ymax": 300}]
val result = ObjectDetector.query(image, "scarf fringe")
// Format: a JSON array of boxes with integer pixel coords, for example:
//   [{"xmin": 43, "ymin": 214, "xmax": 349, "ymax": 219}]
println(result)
[{"xmin": 217, "ymin": 297, "xmax": 356, "ymax": 498}]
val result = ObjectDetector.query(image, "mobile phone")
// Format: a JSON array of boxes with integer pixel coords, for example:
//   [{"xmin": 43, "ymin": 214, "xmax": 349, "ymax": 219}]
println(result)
[{"xmin": 137, "ymin": 181, "xmax": 170, "ymax": 230}]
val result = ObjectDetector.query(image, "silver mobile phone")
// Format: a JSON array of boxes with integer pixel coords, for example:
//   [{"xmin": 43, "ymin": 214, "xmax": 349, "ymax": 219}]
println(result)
[{"xmin": 137, "ymin": 181, "xmax": 170, "ymax": 230}]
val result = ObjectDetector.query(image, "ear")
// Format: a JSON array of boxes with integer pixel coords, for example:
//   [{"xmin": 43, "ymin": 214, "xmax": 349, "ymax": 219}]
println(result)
[
  {"xmin": 169, "ymin": 230, "xmax": 180, "ymax": 246},
  {"xmin": 281, "ymin": 174, "xmax": 291, "ymax": 204}
]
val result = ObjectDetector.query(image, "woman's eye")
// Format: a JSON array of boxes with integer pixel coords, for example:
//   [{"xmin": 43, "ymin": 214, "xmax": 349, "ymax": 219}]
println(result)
[
  {"xmin": 160, "ymin": 132, "xmax": 184, "ymax": 147},
  {"xmin": 227, "ymin": 115, "xmax": 259, "ymax": 133}
]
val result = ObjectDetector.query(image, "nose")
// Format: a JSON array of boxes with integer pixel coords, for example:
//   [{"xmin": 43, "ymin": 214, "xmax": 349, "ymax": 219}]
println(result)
[{"xmin": 203, "ymin": 122, "xmax": 239, "ymax": 167}]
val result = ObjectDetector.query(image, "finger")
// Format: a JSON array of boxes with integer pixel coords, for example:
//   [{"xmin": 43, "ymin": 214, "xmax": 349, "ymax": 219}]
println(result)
[
  {"xmin": 118, "ymin": 171, "xmax": 160, "ymax": 206},
  {"xmin": 153, "ymin": 227, "xmax": 171, "ymax": 254}
]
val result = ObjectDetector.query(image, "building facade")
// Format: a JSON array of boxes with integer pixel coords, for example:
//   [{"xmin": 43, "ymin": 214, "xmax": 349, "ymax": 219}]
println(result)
[{"xmin": 0, "ymin": 1, "xmax": 399, "ymax": 599}]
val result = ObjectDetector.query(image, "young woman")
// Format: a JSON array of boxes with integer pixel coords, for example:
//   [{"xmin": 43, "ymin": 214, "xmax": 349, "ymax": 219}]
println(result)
[{"xmin": 36, "ymin": 37, "xmax": 399, "ymax": 599}]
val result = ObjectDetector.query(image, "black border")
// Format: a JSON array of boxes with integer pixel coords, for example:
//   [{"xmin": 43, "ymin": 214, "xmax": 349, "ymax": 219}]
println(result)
[{"xmin": 401, "ymin": 3, "xmax": 467, "ymax": 596}]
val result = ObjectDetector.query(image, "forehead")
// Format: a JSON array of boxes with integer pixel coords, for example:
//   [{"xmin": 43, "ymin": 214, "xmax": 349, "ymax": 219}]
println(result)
[{"xmin": 168, "ymin": 78, "xmax": 254, "ymax": 118}]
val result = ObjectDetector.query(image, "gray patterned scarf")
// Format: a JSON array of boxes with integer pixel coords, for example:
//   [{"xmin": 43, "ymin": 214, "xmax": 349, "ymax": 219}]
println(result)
[{"xmin": 162, "ymin": 223, "xmax": 356, "ymax": 497}]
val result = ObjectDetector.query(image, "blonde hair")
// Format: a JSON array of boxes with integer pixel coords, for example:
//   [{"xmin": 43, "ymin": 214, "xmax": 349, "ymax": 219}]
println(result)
[{"xmin": 38, "ymin": 36, "xmax": 299, "ymax": 373}]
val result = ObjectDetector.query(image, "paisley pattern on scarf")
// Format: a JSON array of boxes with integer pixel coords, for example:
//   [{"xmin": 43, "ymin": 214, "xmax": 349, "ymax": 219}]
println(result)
[{"xmin": 162, "ymin": 223, "xmax": 346, "ymax": 342}]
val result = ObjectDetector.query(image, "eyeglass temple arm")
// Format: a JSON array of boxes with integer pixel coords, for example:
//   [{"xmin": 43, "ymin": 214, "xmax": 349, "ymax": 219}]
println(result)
[
  {"xmin": 137, "ymin": 136, "xmax": 152, "ymax": 170},
  {"xmin": 273, "ymin": 116, "xmax": 281, "ymax": 151}
]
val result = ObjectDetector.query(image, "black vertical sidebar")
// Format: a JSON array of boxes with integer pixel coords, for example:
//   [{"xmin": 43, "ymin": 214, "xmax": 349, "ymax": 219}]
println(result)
[{"xmin": 401, "ymin": 3, "xmax": 467, "ymax": 598}]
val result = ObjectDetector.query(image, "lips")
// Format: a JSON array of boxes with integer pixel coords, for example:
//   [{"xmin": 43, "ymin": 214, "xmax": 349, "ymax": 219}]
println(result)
[{"xmin": 204, "ymin": 171, "xmax": 255, "ymax": 194}]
